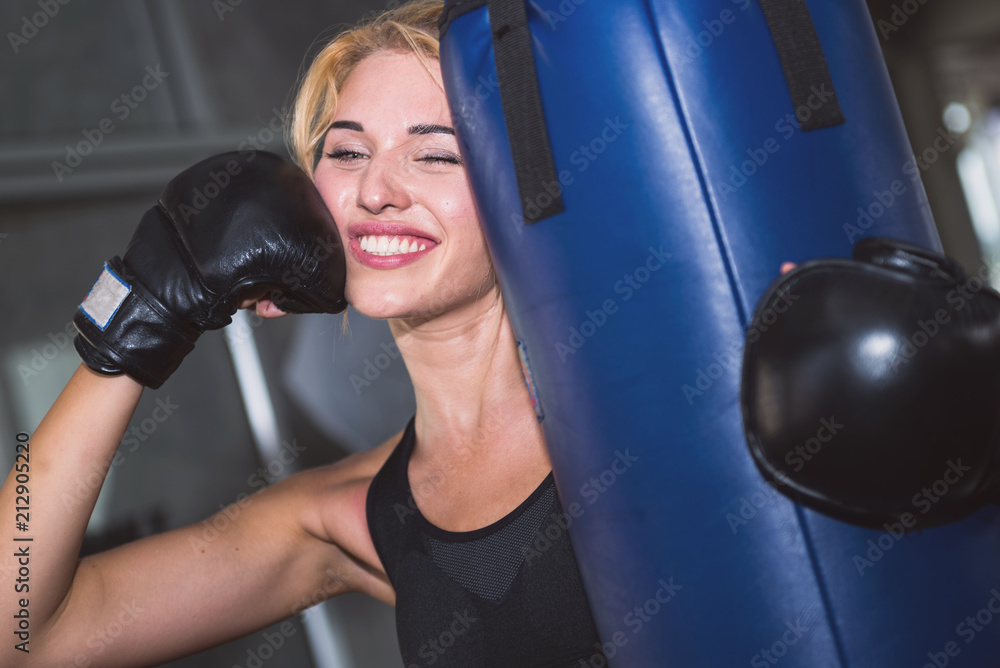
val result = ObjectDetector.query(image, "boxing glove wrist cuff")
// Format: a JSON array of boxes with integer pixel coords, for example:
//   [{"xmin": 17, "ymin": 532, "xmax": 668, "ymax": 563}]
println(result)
[
  {"xmin": 853, "ymin": 236, "xmax": 966, "ymax": 283},
  {"xmin": 73, "ymin": 336, "xmax": 124, "ymax": 376},
  {"xmin": 73, "ymin": 261, "xmax": 201, "ymax": 389}
]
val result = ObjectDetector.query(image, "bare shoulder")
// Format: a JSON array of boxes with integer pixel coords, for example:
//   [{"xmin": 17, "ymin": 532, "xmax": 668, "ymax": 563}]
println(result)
[{"xmin": 277, "ymin": 429, "xmax": 403, "ymax": 604}]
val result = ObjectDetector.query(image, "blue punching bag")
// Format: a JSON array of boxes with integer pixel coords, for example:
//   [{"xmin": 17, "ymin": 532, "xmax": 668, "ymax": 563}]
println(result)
[{"xmin": 440, "ymin": 1, "xmax": 1000, "ymax": 667}]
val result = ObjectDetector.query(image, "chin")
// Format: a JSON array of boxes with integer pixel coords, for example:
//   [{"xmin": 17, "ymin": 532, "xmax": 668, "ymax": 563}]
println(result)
[
  {"xmin": 348, "ymin": 293, "xmax": 457, "ymax": 323},
  {"xmin": 345, "ymin": 270, "xmax": 499, "ymax": 322},
  {"xmin": 345, "ymin": 287, "xmax": 412, "ymax": 320}
]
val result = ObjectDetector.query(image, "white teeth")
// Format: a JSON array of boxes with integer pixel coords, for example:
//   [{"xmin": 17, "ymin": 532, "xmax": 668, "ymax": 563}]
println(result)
[{"xmin": 358, "ymin": 235, "xmax": 431, "ymax": 256}]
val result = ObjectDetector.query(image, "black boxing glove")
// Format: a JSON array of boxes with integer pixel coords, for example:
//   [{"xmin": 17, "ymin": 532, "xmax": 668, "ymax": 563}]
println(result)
[
  {"xmin": 741, "ymin": 237, "xmax": 1000, "ymax": 529},
  {"xmin": 73, "ymin": 151, "xmax": 346, "ymax": 389}
]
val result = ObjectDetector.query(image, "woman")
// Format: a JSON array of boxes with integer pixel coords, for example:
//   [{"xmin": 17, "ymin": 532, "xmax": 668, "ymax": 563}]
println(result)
[{"xmin": 0, "ymin": 1, "xmax": 604, "ymax": 666}]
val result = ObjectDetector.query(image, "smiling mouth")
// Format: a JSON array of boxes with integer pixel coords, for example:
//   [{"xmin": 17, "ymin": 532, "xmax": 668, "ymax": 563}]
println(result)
[{"xmin": 358, "ymin": 234, "xmax": 432, "ymax": 256}]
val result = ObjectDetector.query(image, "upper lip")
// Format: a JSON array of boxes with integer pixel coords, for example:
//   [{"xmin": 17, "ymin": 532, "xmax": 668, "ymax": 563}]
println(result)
[{"xmin": 347, "ymin": 221, "xmax": 440, "ymax": 244}]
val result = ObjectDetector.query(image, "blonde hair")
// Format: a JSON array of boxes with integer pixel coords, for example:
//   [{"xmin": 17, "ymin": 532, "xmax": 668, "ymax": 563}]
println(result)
[{"xmin": 288, "ymin": 0, "xmax": 445, "ymax": 177}]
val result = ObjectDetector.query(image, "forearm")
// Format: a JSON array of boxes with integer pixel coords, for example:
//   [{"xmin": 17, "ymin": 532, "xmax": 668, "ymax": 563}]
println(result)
[{"xmin": 0, "ymin": 365, "xmax": 142, "ymax": 654}]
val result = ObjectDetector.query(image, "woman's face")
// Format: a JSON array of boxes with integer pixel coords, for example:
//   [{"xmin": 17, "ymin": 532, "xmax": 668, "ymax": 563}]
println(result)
[{"xmin": 313, "ymin": 50, "xmax": 494, "ymax": 321}]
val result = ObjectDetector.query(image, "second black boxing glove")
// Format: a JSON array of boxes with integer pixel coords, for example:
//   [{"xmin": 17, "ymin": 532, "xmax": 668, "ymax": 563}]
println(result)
[
  {"xmin": 741, "ymin": 237, "xmax": 1000, "ymax": 529},
  {"xmin": 74, "ymin": 151, "xmax": 346, "ymax": 389}
]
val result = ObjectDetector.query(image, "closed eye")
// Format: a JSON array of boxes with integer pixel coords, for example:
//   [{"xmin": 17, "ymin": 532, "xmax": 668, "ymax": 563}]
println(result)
[
  {"xmin": 326, "ymin": 149, "xmax": 367, "ymax": 162},
  {"xmin": 420, "ymin": 154, "xmax": 463, "ymax": 165}
]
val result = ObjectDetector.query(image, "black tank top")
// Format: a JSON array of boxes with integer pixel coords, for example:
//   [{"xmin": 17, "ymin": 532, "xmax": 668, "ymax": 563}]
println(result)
[{"xmin": 366, "ymin": 417, "xmax": 605, "ymax": 667}]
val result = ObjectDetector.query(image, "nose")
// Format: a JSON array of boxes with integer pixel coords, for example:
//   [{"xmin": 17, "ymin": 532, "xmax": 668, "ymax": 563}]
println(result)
[{"xmin": 356, "ymin": 152, "xmax": 411, "ymax": 214}]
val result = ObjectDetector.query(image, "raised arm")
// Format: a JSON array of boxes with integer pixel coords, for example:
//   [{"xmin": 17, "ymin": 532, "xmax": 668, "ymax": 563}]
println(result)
[
  {"xmin": 0, "ymin": 365, "xmax": 393, "ymax": 667},
  {"xmin": 0, "ymin": 150, "xmax": 360, "ymax": 667},
  {"xmin": 0, "ymin": 368, "xmax": 142, "ymax": 665}
]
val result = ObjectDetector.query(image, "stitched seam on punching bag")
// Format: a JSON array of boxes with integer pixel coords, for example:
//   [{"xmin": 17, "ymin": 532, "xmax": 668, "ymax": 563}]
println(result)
[
  {"xmin": 791, "ymin": 505, "xmax": 851, "ymax": 668},
  {"xmin": 754, "ymin": 3, "xmax": 851, "ymax": 662},
  {"xmin": 644, "ymin": 2, "xmax": 851, "ymax": 665},
  {"xmin": 640, "ymin": 0, "xmax": 749, "ymax": 331}
]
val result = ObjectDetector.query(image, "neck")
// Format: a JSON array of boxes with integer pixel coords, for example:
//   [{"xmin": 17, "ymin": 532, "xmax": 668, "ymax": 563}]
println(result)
[{"xmin": 389, "ymin": 288, "xmax": 541, "ymax": 457}]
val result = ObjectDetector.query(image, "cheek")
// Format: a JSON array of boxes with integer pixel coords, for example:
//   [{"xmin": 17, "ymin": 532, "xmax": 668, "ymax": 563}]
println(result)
[
  {"xmin": 444, "ymin": 208, "xmax": 489, "ymax": 266},
  {"xmin": 313, "ymin": 168, "xmax": 357, "ymax": 234},
  {"xmin": 434, "ymin": 178, "xmax": 483, "ymax": 244}
]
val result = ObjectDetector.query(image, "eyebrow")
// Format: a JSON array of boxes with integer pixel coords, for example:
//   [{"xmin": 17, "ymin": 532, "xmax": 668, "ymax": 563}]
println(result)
[
  {"xmin": 327, "ymin": 121, "xmax": 455, "ymax": 136},
  {"xmin": 329, "ymin": 120, "xmax": 363, "ymax": 132},
  {"xmin": 409, "ymin": 124, "xmax": 455, "ymax": 136}
]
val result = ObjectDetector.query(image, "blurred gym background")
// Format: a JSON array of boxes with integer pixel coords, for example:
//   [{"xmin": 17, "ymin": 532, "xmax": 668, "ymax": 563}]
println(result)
[{"xmin": 0, "ymin": 1, "xmax": 997, "ymax": 666}]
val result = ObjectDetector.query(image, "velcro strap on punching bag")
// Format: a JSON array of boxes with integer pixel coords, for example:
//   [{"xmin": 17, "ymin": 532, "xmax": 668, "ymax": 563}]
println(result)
[
  {"xmin": 757, "ymin": 0, "xmax": 845, "ymax": 131},
  {"xmin": 487, "ymin": 0, "xmax": 563, "ymax": 223},
  {"xmin": 441, "ymin": 0, "xmax": 563, "ymax": 224},
  {"xmin": 438, "ymin": 0, "xmax": 844, "ymax": 228}
]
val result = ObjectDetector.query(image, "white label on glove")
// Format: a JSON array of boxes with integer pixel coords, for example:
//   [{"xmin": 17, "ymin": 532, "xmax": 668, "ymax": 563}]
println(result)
[{"xmin": 80, "ymin": 265, "xmax": 131, "ymax": 331}]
